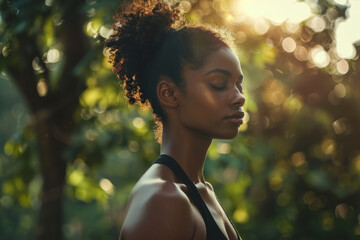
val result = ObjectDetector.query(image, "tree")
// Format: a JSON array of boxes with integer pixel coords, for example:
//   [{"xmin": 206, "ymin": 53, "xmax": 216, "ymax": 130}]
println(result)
[{"xmin": 0, "ymin": 0, "xmax": 111, "ymax": 239}]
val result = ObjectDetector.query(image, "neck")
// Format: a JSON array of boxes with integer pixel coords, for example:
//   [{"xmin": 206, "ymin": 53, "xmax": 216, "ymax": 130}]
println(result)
[{"xmin": 160, "ymin": 122, "xmax": 212, "ymax": 184}]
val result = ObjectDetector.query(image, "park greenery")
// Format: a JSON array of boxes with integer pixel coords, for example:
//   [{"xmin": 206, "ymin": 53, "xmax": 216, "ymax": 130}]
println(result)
[{"xmin": 1, "ymin": 0, "xmax": 359, "ymax": 239}]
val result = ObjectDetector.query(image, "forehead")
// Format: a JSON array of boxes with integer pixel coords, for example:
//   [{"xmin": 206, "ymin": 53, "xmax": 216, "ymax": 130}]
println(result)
[
  {"xmin": 182, "ymin": 47, "xmax": 242, "ymax": 81},
  {"xmin": 202, "ymin": 47, "xmax": 242, "ymax": 73}
]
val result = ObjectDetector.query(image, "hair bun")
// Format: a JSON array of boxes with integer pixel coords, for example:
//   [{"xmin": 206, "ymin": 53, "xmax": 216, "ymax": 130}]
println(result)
[{"xmin": 105, "ymin": 0, "xmax": 182, "ymax": 105}]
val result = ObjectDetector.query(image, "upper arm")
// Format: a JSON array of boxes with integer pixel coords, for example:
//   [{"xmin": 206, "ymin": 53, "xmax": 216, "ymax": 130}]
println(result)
[{"xmin": 120, "ymin": 183, "xmax": 196, "ymax": 240}]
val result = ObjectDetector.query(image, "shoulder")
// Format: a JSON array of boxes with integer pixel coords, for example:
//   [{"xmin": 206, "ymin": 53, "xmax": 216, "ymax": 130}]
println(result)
[
  {"xmin": 120, "ymin": 177, "xmax": 196, "ymax": 240},
  {"xmin": 205, "ymin": 181, "xmax": 214, "ymax": 192}
]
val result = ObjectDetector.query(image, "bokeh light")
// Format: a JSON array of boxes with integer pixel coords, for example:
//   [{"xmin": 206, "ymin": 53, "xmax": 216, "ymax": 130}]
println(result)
[
  {"xmin": 310, "ymin": 45, "xmax": 330, "ymax": 68},
  {"xmin": 36, "ymin": 79, "xmax": 48, "ymax": 97},
  {"xmin": 235, "ymin": 0, "xmax": 311, "ymax": 24},
  {"xmin": 2, "ymin": 0, "xmax": 360, "ymax": 239},
  {"xmin": 253, "ymin": 17, "xmax": 269, "ymax": 35},
  {"xmin": 232, "ymin": 0, "xmax": 360, "ymax": 60},
  {"xmin": 282, "ymin": 37, "xmax": 296, "ymax": 53},
  {"xmin": 334, "ymin": 0, "xmax": 360, "ymax": 59},
  {"xmin": 336, "ymin": 59, "xmax": 349, "ymax": 74},
  {"xmin": 99, "ymin": 178, "xmax": 115, "ymax": 195},
  {"xmin": 46, "ymin": 48, "xmax": 60, "ymax": 63},
  {"xmin": 307, "ymin": 16, "xmax": 326, "ymax": 32},
  {"xmin": 179, "ymin": 0, "xmax": 192, "ymax": 13},
  {"xmin": 294, "ymin": 46, "xmax": 308, "ymax": 61}
]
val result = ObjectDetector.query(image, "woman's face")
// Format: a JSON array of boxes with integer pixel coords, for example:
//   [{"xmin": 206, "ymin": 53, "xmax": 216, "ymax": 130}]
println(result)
[{"xmin": 178, "ymin": 47, "xmax": 245, "ymax": 139}]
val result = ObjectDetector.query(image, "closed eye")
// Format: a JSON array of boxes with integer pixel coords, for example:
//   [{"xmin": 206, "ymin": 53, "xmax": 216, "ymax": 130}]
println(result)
[{"xmin": 211, "ymin": 85, "xmax": 226, "ymax": 91}]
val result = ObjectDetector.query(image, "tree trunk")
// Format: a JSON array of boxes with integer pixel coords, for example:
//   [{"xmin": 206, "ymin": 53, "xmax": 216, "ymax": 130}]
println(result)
[
  {"xmin": 7, "ymin": 0, "xmax": 89, "ymax": 238},
  {"xmin": 34, "ymin": 117, "xmax": 73, "ymax": 240}
]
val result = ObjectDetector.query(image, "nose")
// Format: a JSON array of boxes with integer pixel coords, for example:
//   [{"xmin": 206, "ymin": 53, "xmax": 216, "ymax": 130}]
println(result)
[{"xmin": 230, "ymin": 87, "xmax": 245, "ymax": 107}]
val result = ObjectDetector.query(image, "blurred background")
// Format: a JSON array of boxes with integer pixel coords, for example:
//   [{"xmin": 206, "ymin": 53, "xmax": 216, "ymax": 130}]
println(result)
[{"xmin": 1, "ymin": 0, "xmax": 360, "ymax": 239}]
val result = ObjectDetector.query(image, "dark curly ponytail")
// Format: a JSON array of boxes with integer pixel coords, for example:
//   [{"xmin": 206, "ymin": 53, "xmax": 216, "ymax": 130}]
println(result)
[{"xmin": 105, "ymin": 0, "xmax": 230, "ymax": 141}]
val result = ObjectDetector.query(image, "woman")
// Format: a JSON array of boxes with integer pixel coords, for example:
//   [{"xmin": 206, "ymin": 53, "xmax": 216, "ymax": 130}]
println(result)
[{"xmin": 106, "ymin": 0, "xmax": 245, "ymax": 239}]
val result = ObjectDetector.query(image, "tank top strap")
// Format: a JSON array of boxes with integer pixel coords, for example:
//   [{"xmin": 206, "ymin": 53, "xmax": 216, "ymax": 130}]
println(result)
[{"xmin": 153, "ymin": 154, "xmax": 241, "ymax": 240}]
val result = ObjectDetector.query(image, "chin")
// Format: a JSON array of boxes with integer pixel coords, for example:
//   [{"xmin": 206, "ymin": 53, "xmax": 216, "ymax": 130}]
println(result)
[{"xmin": 214, "ymin": 129, "xmax": 239, "ymax": 139}]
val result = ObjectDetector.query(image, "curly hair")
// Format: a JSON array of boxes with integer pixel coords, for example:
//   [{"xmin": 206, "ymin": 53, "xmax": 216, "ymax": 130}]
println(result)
[{"xmin": 105, "ymin": 0, "xmax": 230, "ymax": 142}]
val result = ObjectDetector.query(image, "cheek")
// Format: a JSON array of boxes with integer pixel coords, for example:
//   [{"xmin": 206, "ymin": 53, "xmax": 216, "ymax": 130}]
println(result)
[
  {"xmin": 197, "ymin": 90, "xmax": 219, "ymax": 110},
  {"xmin": 181, "ymin": 87, "xmax": 225, "ymax": 123},
  {"xmin": 179, "ymin": 88, "xmax": 239, "ymax": 139}
]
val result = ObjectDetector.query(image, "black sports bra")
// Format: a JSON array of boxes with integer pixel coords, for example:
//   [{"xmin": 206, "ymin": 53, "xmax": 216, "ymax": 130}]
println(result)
[{"xmin": 153, "ymin": 154, "xmax": 241, "ymax": 240}]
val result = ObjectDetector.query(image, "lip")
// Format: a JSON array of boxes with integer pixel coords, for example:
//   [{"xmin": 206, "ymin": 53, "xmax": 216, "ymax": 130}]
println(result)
[
  {"xmin": 227, "ymin": 117, "xmax": 243, "ymax": 125},
  {"xmin": 225, "ymin": 111, "xmax": 244, "ymax": 125},
  {"xmin": 226, "ymin": 111, "xmax": 245, "ymax": 119}
]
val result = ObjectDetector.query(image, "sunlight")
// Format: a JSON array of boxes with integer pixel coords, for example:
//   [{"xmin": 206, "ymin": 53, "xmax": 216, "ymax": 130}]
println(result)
[
  {"xmin": 294, "ymin": 46, "xmax": 308, "ymax": 61},
  {"xmin": 234, "ymin": 0, "xmax": 311, "ymax": 24},
  {"xmin": 335, "ymin": 20, "xmax": 357, "ymax": 59},
  {"xmin": 253, "ymin": 17, "xmax": 269, "ymax": 35},
  {"xmin": 334, "ymin": 83, "xmax": 347, "ymax": 98},
  {"xmin": 47, "ymin": 48, "xmax": 60, "ymax": 63},
  {"xmin": 333, "ymin": 0, "xmax": 349, "ymax": 6},
  {"xmin": 332, "ymin": 0, "xmax": 360, "ymax": 59},
  {"xmin": 307, "ymin": 16, "xmax": 326, "ymax": 33},
  {"xmin": 179, "ymin": 0, "xmax": 192, "ymax": 13},
  {"xmin": 282, "ymin": 37, "xmax": 297, "ymax": 53},
  {"xmin": 69, "ymin": 170, "xmax": 85, "ymax": 186},
  {"xmin": 233, "ymin": 208, "xmax": 249, "ymax": 223},
  {"xmin": 99, "ymin": 178, "xmax": 115, "ymax": 195},
  {"xmin": 36, "ymin": 79, "xmax": 48, "ymax": 97},
  {"xmin": 332, "ymin": 117, "xmax": 347, "ymax": 134},
  {"xmin": 321, "ymin": 138, "xmax": 335, "ymax": 155},
  {"xmin": 231, "ymin": 0, "xmax": 360, "ymax": 60},
  {"xmin": 133, "ymin": 117, "xmax": 145, "ymax": 129},
  {"xmin": 217, "ymin": 143, "xmax": 231, "ymax": 154},
  {"xmin": 310, "ymin": 45, "xmax": 330, "ymax": 68},
  {"xmin": 99, "ymin": 25, "xmax": 113, "ymax": 38},
  {"xmin": 336, "ymin": 59, "xmax": 349, "ymax": 74}
]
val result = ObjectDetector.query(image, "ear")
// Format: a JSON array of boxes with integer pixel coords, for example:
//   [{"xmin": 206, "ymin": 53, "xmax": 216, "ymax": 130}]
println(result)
[{"xmin": 157, "ymin": 76, "xmax": 182, "ymax": 108}]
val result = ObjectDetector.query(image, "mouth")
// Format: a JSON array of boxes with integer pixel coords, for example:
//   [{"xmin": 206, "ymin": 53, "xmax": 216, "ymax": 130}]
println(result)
[
  {"xmin": 225, "ymin": 111, "xmax": 244, "ymax": 125},
  {"xmin": 227, "ymin": 117, "xmax": 243, "ymax": 125}
]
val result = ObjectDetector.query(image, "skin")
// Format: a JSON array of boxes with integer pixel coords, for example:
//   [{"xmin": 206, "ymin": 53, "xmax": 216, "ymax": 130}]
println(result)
[{"xmin": 120, "ymin": 47, "xmax": 245, "ymax": 240}]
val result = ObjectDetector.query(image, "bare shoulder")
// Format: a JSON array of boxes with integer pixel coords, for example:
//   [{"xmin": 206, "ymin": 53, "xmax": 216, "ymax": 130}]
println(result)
[
  {"xmin": 205, "ymin": 181, "xmax": 214, "ymax": 192},
  {"xmin": 120, "ymin": 171, "xmax": 196, "ymax": 240}
]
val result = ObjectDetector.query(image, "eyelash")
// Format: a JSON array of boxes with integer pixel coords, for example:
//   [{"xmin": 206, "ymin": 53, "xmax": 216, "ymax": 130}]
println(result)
[
  {"xmin": 211, "ymin": 83, "xmax": 243, "ymax": 93},
  {"xmin": 211, "ymin": 85, "xmax": 226, "ymax": 91}
]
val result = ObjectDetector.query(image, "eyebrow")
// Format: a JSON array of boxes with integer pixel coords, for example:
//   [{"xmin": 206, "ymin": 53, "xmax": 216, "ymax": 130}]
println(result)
[{"xmin": 203, "ymin": 68, "xmax": 244, "ymax": 82}]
